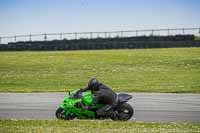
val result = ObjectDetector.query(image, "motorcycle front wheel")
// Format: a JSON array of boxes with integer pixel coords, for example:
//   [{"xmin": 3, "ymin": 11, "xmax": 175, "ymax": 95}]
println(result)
[
  {"xmin": 111, "ymin": 103, "xmax": 134, "ymax": 121},
  {"xmin": 55, "ymin": 108, "xmax": 75, "ymax": 120}
]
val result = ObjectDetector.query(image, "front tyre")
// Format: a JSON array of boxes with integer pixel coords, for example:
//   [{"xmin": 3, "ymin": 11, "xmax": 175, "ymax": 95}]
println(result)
[
  {"xmin": 55, "ymin": 108, "xmax": 66, "ymax": 120},
  {"xmin": 111, "ymin": 103, "xmax": 134, "ymax": 121},
  {"xmin": 55, "ymin": 108, "xmax": 75, "ymax": 120}
]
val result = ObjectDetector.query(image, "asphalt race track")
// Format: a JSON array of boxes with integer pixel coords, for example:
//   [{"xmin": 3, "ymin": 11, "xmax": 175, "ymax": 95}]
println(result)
[{"xmin": 0, "ymin": 93, "xmax": 200, "ymax": 122}]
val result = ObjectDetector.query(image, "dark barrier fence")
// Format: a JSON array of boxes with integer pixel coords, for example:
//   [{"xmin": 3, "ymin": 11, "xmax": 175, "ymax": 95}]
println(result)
[
  {"xmin": 0, "ymin": 35, "xmax": 200, "ymax": 51},
  {"xmin": 1, "ymin": 27, "xmax": 200, "ymax": 44}
]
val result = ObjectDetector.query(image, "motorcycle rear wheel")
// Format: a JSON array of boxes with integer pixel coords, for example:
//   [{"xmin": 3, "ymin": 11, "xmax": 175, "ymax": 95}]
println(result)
[{"xmin": 111, "ymin": 103, "xmax": 134, "ymax": 121}]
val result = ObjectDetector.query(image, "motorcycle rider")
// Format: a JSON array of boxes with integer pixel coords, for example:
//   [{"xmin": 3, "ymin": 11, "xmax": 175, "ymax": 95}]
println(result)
[{"xmin": 77, "ymin": 78, "xmax": 118, "ymax": 117}]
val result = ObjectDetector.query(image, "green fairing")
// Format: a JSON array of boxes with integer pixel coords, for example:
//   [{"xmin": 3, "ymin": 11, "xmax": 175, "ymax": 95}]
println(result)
[{"xmin": 59, "ymin": 89, "xmax": 104, "ymax": 119}]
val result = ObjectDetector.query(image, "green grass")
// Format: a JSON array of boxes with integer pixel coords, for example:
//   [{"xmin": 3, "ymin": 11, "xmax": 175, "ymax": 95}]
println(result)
[
  {"xmin": 0, "ymin": 120, "xmax": 200, "ymax": 133},
  {"xmin": 0, "ymin": 48, "xmax": 200, "ymax": 93}
]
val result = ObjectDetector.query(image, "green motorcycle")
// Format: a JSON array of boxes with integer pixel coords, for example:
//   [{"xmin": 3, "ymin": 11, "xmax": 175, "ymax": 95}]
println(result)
[{"xmin": 55, "ymin": 89, "xmax": 134, "ymax": 121}]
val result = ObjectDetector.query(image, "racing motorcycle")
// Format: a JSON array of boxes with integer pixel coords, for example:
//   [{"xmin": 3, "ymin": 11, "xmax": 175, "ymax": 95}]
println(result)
[{"xmin": 55, "ymin": 89, "xmax": 134, "ymax": 121}]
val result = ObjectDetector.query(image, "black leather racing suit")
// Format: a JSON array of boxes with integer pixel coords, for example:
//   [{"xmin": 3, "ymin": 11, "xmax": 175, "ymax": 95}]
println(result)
[{"xmin": 81, "ymin": 83, "xmax": 118, "ymax": 116}]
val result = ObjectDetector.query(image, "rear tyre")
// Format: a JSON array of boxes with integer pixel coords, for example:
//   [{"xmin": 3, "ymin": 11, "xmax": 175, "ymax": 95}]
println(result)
[
  {"xmin": 111, "ymin": 103, "xmax": 134, "ymax": 121},
  {"xmin": 55, "ymin": 108, "xmax": 75, "ymax": 120}
]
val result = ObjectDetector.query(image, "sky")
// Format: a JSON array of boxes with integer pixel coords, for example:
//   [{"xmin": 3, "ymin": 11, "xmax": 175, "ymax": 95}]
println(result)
[{"xmin": 0, "ymin": 0, "xmax": 200, "ymax": 36}]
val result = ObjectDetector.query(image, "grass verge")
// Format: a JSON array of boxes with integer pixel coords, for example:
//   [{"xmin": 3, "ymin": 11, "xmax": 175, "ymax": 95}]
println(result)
[
  {"xmin": 0, "ymin": 119, "xmax": 200, "ymax": 133},
  {"xmin": 0, "ymin": 48, "xmax": 200, "ymax": 93}
]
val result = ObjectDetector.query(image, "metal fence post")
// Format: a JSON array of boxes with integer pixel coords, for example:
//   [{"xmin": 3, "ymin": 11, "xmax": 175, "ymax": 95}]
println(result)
[
  {"xmin": 14, "ymin": 36, "xmax": 17, "ymax": 42},
  {"xmin": 44, "ymin": 34, "xmax": 47, "ymax": 41},
  {"xmin": 136, "ymin": 30, "xmax": 138, "ymax": 37},
  {"xmin": 168, "ymin": 29, "xmax": 170, "ymax": 36},
  {"xmin": 60, "ymin": 33, "xmax": 62, "ymax": 40},
  {"xmin": 199, "ymin": 28, "xmax": 200, "ymax": 35},
  {"xmin": 151, "ymin": 29, "xmax": 154, "ymax": 36},
  {"xmin": 120, "ymin": 31, "xmax": 123, "ymax": 38},
  {"xmin": 108, "ymin": 33, "xmax": 111, "ymax": 38},
  {"xmin": 104, "ymin": 32, "xmax": 107, "ymax": 38},
  {"xmin": 90, "ymin": 32, "xmax": 93, "ymax": 39},
  {"xmin": 29, "ymin": 34, "xmax": 32, "ymax": 41},
  {"xmin": 74, "ymin": 32, "xmax": 77, "ymax": 39}
]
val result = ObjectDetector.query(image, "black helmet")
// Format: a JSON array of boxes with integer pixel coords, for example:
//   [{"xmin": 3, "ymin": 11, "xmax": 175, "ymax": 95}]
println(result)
[{"xmin": 88, "ymin": 78, "xmax": 100, "ymax": 90}]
